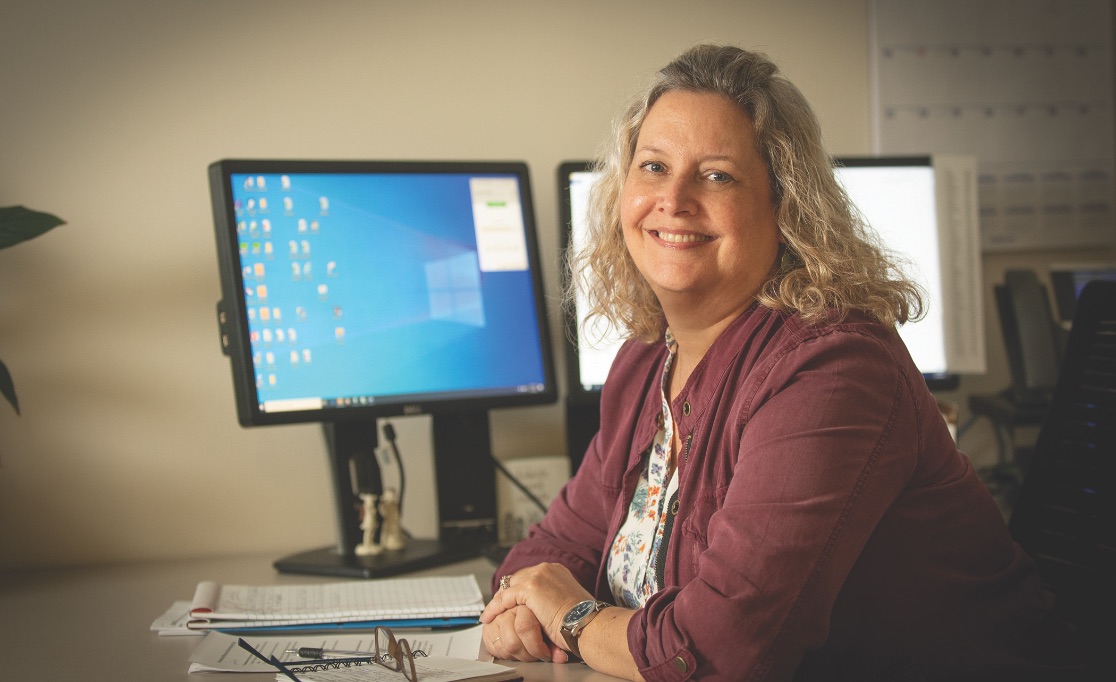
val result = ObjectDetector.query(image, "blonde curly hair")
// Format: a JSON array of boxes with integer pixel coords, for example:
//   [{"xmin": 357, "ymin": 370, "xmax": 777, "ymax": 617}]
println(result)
[{"xmin": 566, "ymin": 44, "xmax": 924, "ymax": 343}]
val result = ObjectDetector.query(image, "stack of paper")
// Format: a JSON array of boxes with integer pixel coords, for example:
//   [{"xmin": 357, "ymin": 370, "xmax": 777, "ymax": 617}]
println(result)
[
  {"xmin": 188, "ymin": 628, "xmax": 488, "ymax": 673},
  {"xmin": 187, "ymin": 575, "xmax": 484, "ymax": 631}
]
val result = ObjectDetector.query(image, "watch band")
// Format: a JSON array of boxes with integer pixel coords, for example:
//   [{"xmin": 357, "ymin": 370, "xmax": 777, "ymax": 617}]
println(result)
[{"xmin": 559, "ymin": 599, "xmax": 609, "ymax": 658}]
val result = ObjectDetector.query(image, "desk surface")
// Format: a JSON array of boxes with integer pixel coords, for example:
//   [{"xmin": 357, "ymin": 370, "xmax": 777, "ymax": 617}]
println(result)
[{"xmin": 0, "ymin": 552, "xmax": 620, "ymax": 682}]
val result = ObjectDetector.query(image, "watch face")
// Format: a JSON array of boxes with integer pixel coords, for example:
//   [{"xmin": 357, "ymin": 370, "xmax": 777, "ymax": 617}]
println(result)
[{"xmin": 563, "ymin": 600, "xmax": 596, "ymax": 627}]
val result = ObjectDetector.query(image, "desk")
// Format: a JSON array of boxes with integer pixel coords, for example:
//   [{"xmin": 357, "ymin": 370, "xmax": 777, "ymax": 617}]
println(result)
[{"xmin": 0, "ymin": 553, "xmax": 620, "ymax": 682}]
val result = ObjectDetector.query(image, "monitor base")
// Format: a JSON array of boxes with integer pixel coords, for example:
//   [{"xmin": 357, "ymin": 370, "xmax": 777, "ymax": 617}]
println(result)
[{"xmin": 274, "ymin": 538, "xmax": 483, "ymax": 579}]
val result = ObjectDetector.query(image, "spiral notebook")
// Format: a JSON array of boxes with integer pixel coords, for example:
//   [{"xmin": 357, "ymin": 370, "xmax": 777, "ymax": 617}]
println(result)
[
  {"xmin": 271, "ymin": 657, "xmax": 520, "ymax": 682},
  {"xmin": 188, "ymin": 575, "xmax": 484, "ymax": 630}
]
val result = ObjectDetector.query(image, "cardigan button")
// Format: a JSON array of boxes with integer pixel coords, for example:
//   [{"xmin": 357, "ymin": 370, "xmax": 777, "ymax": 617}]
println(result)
[
  {"xmin": 682, "ymin": 401, "xmax": 691, "ymax": 416},
  {"xmin": 670, "ymin": 498, "xmax": 680, "ymax": 516},
  {"xmin": 672, "ymin": 656, "xmax": 688, "ymax": 672}
]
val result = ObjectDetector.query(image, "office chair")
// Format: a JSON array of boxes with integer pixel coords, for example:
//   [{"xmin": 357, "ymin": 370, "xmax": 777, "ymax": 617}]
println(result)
[
  {"xmin": 1008, "ymin": 279, "xmax": 1115, "ymax": 667},
  {"xmin": 995, "ymin": 269, "xmax": 1067, "ymax": 407}
]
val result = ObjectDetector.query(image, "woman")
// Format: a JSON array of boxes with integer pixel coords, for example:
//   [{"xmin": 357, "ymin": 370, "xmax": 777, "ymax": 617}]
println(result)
[{"xmin": 481, "ymin": 45, "xmax": 1076, "ymax": 681}]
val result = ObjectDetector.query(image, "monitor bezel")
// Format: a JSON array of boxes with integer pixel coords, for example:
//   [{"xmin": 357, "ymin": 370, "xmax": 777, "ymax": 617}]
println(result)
[{"xmin": 210, "ymin": 158, "xmax": 558, "ymax": 427}]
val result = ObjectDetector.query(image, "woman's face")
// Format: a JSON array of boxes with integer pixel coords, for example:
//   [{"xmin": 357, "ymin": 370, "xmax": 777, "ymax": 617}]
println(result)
[{"xmin": 620, "ymin": 90, "xmax": 780, "ymax": 319}]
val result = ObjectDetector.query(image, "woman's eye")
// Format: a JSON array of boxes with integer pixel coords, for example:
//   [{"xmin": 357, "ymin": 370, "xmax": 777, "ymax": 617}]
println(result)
[
  {"xmin": 706, "ymin": 170, "xmax": 735, "ymax": 183},
  {"xmin": 640, "ymin": 161, "xmax": 666, "ymax": 173}
]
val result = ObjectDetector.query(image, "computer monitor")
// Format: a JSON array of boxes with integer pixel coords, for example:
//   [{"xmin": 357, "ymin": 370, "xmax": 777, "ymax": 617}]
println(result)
[
  {"xmin": 1048, "ymin": 263, "xmax": 1116, "ymax": 325},
  {"xmin": 558, "ymin": 162, "xmax": 622, "ymax": 467},
  {"xmin": 209, "ymin": 159, "xmax": 556, "ymax": 578},
  {"xmin": 834, "ymin": 156, "xmax": 985, "ymax": 390}
]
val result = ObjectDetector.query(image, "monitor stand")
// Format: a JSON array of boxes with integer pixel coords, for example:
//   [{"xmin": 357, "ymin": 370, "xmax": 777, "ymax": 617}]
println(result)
[{"xmin": 274, "ymin": 415, "xmax": 497, "ymax": 579}]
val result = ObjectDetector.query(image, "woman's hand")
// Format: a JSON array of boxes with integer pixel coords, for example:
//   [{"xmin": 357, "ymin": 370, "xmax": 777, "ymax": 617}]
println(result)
[
  {"xmin": 481, "ymin": 563, "xmax": 593, "ymax": 662},
  {"xmin": 481, "ymin": 604, "xmax": 569, "ymax": 662}
]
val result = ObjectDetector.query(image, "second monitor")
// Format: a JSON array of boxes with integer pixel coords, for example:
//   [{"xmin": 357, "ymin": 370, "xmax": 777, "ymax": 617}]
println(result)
[{"xmin": 559, "ymin": 156, "xmax": 984, "ymax": 464}]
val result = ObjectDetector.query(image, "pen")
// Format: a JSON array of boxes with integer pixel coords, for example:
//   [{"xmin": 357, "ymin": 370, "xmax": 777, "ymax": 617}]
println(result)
[{"xmin": 285, "ymin": 647, "xmax": 375, "ymax": 659}]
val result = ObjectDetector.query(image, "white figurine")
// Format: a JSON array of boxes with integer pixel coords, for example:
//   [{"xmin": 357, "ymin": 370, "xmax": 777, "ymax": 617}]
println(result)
[
  {"xmin": 378, "ymin": 488, "xmax": 406, "ymax": 551},
  {"xmin": 355, "ymin": 492, "xmax": 383, "ymax": 556}
]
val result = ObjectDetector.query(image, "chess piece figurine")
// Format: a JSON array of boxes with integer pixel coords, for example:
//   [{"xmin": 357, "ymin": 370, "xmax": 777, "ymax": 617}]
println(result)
[
  {"xmin": 355, "ymin": 492, "xmax": 383, "ymax": 556},
  {"xmin": 378, "ymin": 488, "xmax": 406, "ymax": 551}
]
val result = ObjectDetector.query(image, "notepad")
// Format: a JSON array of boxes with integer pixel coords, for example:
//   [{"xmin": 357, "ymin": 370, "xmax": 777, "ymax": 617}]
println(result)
[{"xmin": 188, "ymin": 575, "xmax": 484, "ymax": 630}]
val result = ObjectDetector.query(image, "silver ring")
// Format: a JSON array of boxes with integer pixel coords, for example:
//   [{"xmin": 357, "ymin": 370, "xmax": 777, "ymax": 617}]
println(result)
[
  {"xmin": 493, "ymin": 636, "xmax": 502, "ymax": 643},
  {"xmin": 499, "ymin": 575, "xmax": 511, "ymax": 590}
]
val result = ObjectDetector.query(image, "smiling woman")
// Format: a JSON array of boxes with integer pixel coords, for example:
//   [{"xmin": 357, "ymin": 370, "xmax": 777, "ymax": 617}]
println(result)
[{"xmin": 482, "ymin": 44, "xmax": 1086, "ymax": 682}]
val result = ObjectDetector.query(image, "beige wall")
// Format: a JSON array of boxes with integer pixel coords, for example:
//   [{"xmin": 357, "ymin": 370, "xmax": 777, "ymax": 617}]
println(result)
[{"xmin": 0, "ymin": 0, "xmax": 1112, "ymax": 569}]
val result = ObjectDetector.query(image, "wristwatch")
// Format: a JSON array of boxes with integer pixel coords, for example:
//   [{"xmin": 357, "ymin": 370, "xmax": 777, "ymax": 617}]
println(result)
[{"xmin": 559, "ymin": 599, "xmax": 610, "ymax": 658}]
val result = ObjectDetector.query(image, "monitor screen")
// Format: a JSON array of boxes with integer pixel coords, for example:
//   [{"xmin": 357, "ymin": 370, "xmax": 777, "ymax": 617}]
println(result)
[
  {"xmin": 210, "ymin": 159, "xmax": 557, "ymax": 426},
  {"xmin": 558, "ymin": 161, "xmax": 626, "ymax": 402},
  {"xmin": 833, "ymin": 157, "xmax": 950, "ymax": 384}
]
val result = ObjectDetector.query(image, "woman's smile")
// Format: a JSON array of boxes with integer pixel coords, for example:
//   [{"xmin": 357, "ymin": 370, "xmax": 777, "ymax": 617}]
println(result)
[{"xmin": 648, "ymin": 229, "xmax": 714, "ymax": 245}]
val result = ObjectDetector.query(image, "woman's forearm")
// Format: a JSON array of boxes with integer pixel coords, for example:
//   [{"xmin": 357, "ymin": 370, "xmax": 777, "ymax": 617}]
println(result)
[{"xmin": 577, "ymin": 606, "xmax": 645, "ymax": 682}]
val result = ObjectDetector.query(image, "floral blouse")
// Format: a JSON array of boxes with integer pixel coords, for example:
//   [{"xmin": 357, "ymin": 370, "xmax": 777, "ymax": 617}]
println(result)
[{"xmin": 605, "ymin": 332, "xmax": 681, "ymax": 608}]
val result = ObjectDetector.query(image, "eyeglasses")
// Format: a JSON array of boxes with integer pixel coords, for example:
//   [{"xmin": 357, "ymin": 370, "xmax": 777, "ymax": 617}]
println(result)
[{"xmin": 238, "ymin": 627, "xmax": 428, "ymax": 682}]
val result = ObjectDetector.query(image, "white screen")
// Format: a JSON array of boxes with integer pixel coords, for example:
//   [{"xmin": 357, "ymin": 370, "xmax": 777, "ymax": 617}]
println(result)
[
  {"xmin": 834, "ymin": 163, "xmax": 950, "ymax": 377},
  {"xmin": 568, "ymin": 170, "xmax": 626, "ymax": 391}
]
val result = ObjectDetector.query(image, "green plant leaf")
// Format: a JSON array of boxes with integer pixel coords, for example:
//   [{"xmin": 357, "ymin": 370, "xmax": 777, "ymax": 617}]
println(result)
[
  {"xmin": 0, "ymin": 358, "xmax": 18, "ymax": 415},
  {"xmin": 0, "ymin": 205, "xmax": 65, "ymax": 250}
]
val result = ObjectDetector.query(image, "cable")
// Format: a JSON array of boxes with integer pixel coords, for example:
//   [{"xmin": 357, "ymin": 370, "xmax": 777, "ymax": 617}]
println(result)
[
  {"xmin": 490, "ymin": 455, "xmax": 549, "ymax": 514},
  {"xmin": 381, "ymin": 420, "xmax": 548, "ymax": 530},
  {"xmin": 380, "ymin": 421, "xmax": 406, "ymax": 513}
]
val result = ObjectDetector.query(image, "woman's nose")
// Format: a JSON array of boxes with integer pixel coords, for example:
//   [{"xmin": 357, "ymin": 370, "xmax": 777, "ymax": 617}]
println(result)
[{"xmin": 658, "ymin": 176, "xmax": 698, "ymax": 215}]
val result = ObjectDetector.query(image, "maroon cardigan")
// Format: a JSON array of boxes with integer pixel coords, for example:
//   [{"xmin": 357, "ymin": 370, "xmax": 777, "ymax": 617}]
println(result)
[{"xmin": 497, "ymin": 305, "xmax": 1074, "ymax": 681}]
